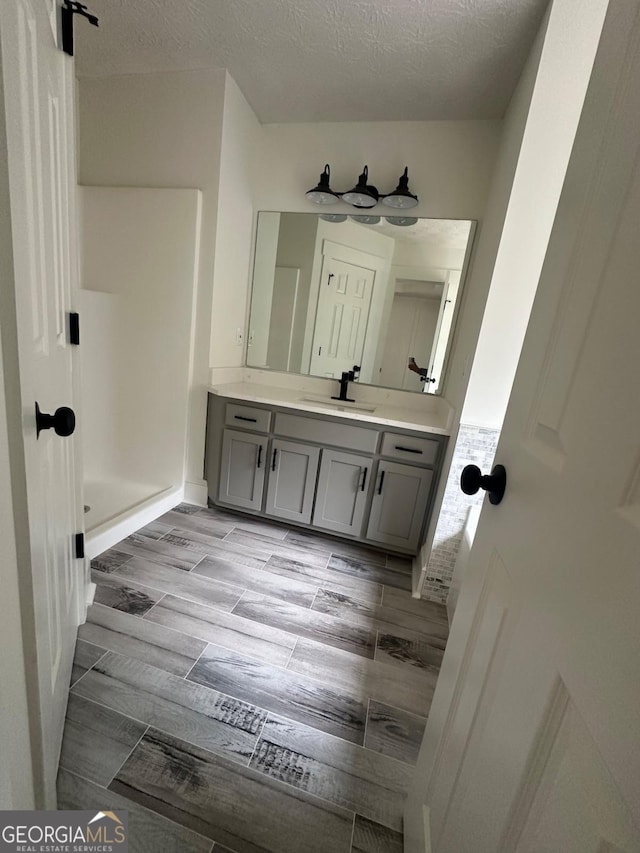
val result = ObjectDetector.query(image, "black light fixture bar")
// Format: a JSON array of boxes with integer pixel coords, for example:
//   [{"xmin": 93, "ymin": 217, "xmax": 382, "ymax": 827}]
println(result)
[{"xmin": 306, "ymin": 165, "xmax": 418, "ymax": 209}]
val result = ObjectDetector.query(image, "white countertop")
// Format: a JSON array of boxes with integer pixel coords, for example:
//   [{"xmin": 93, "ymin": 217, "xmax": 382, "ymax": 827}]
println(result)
[{"xmin": 208, "ymin": 381, "xmax": 452, "ymax": 435}]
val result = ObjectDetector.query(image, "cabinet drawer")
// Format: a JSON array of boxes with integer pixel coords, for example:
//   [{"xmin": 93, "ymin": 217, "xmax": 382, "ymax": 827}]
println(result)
[
  {"xmin": 275, "ymin": 412, "xmax": 378, "ymax": 453},
  {"xmin": 225, "ymin": 403, "xmax": 271, "ymax": 433},
  {"xmin": 380, "ymin": 431, "xmax": 440, "ymax": 466}
]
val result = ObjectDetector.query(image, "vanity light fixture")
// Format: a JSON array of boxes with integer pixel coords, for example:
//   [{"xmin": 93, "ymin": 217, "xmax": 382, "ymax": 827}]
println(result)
[
  {"xmin": 306, "ymin": 165, "xmax": 419, "ymax": 210},
  {"xmin": 305, "ymin": 164, "xmax": 340, "ymax": 205},
  {"xmin": 341, "ymin": 166, "xmax": 379, "ymax": 208},
  {"xmin": 382, "ymin": 167, "xmax": 419, "ymax": 209}
]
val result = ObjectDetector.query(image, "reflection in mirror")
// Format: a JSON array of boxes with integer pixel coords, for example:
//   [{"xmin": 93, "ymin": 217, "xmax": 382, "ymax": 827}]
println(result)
[{"xmin": 247, "ymin": 213, "xmax": 475, "ymax": 394}]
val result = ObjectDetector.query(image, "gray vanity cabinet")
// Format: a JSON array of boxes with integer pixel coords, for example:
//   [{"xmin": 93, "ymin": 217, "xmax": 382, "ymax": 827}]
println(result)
[
  {"xmin": 313, "ymin": 449, "xmax": 370, "ymax": 537},
  {"xmin": 207, "ymin": 394, "xmax": 448, "ymax": 555},
  {"xmin": 366, "ymin": 460, "xmax": 434, "ymax": 551},
  {"xmin": 265, "ymin": 439, "xmax": 320, "ymax": 524},
  {"xmin": 219, "ymin": 429, "xmax": 267, "ymax": 512}
]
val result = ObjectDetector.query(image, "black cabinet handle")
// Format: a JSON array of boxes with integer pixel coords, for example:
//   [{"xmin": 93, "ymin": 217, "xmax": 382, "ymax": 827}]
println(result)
[
  {"xmin": 257, "ymin": 445, "xmax": 263, "ymax": 468},
  {"xmin": 360, "ymin": 467, "xmax": 368, "ymax": 492},
  {"xmin": 378, "ymin": 470, "xmax": 385, "ymax": 495},
  {"xmin": 234, "ymin": 415, "xmax": 257, "ymax": 423},
  {"xmin": 35, "ymin": 402, "xmax": 76, "ymax": 438},
  {"xmin": 394, "ymin": 445, "xmax": 422, "ymax": 454},
  {"xmin": 272, "ymin": 448, "xmax": 278, "ymax": 471}
]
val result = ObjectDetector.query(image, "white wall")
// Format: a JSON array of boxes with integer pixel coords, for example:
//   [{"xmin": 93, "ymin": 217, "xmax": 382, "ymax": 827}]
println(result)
[
  {"xmin": 461, "ymin": 0, "xmax": 608, "ymax": 429},
  {"xmin": 209, "ymin": 74, "xmax": 262, "ymax": 369},
  {"xmin": 78, "ymin": 68, "xmax": 226, "ymax": 499},
  {"xmin": 80, "ymin": 187, "xmax": 200, "ymax": 495},
  {"xmin": 253, "ymin": 121, "xmax": 500, "ymax": 218}
]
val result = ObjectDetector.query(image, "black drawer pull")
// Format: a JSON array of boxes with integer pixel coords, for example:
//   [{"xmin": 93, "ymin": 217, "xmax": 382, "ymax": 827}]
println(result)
[
  {"xmin": 394, "ymin": 445, "xmax": 422, "ymax": 454},
  {"xmin": 272, "ymin": 448, "xmax": 278, "ymax": 471},
  {"xmin": 360, "ymin": 467, "xmax": 368, "ymax": 492},
  {"xmin": 257, "ymin": 445, "xmax": 263, "ymax": 468},
  {"xmin": 378, "ymin": 470, "xmax": 385, "ymax": 495},
  {"xmin": 234, "ymin": 415, "xmax": 257, "ymax": 423}
]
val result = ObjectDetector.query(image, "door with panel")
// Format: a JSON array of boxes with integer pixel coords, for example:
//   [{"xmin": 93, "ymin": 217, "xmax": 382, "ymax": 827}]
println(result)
[
  {"xmin": 219, "ymin": 429, "xmax": 266, "ymax": 512},
  {"xmin": 0, "ymin": 0, "xmax": 84, "ymax": 805},
  {"xmin": 313, "ymin": 449, "xmax": 371, "ymax": 537},
  {"xmin": 405, "ymin": 4, "xmax": 640, "ymax": 851},
  {"xmin": 309, "ymin": 255, "xmax": 375, "ymax": 378},
  {"xmin": 265, "ymin": 439, "xmax": 320, "ymax": 524},
  {"xmin": 366, "ymin": 461, "xmax": 433, "ymax": 552}
]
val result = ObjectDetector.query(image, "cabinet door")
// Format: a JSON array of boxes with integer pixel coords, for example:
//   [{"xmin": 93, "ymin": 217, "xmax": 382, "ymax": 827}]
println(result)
[
  {"xmin": 313, "ymin": 450, "xmax": 370, "ymax": 538},
  {"xmin": 366, "ymin": 460, "xmax": 433, "ymax": 552},
  {"xmin": 219, "ymin": 429, "xmax": 266, "ymax": 512},
  {"xmin": 265, "ymin": 439, "xmax": 320, "ymax": 524}
]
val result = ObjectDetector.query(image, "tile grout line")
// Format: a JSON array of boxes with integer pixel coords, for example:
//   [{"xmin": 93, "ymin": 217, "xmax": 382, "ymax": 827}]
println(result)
[
  {"xmin": 188, "ymin": 554, "xmax": 207, "ymax": 573},
  {"xmin": 141, "ymin": 592, "xmax": 167, "ymax": 621},
  {"xmin": 105, "ymin": 724, "xmax": 151, "ymax": 788},
  {"xmin": 284, "ymin": 636, "xmax": 299, "ymax": 670},
  {"xmin": 246, "ymin": 713, "xmax": 269, "ymax": 768},
  {"xmin": 373, "ymin": 629, "xmax": 381, "ymax": 665},
  {"xmin": 348, "ymin": 812, "xmax": 357, "ymax": 853},
  {"xmin": 363, "ymin": 697, "xmax": 371, "ymax": 748},
  {"xmin": 68, "ymin": 649, "xmax": 109, "ymax": 690},
  {"xmin": 157, "ymin": 526, "xmax": 176, "ymax": 541},
  {"xmin": 308, "ymin": 587, "xmax": 321, "ymax": 612},
  {"xmin": 183, "ymin": 642, "xmax": 211, "ymax": 682},
  {"xmin": 229, "ymin": 588, "xmax": 250, "ymax": 616}
]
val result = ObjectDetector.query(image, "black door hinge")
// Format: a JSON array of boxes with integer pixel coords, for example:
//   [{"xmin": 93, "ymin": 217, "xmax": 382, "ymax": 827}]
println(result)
[
  {"xmin": 69, "ymin": 312, "xmax": 80, "ymax": 345},
  {"xmin": 75, "ymin": 532, "xmax": 85, "ymax": 559},
  {"xmin": 61, "ymin": 1, "xmax": 99, "ymax": 57}
]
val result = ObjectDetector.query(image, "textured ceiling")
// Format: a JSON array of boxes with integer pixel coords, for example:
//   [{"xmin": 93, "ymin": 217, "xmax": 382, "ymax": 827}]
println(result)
[
  {"xmin": 356, "ymin": 217, "xmax": 473, "ymax": 247},
  {"xmin": 75, "ymin": 0, "xmax": 549, "ymax": 123}
]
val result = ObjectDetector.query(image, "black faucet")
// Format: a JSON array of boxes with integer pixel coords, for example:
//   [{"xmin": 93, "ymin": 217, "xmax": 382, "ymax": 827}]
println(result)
[{"xmin": 332, "ymin": 365, "xmax": 361, "ymax": 402}]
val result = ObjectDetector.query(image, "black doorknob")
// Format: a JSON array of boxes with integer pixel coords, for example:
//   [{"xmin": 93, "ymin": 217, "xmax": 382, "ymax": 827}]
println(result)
[
  {"xmin": 35, "ymin": 402, "xmax": 76, "ymax": 438},
  {"xmin": 460, "ymin": 463, "xmax": 507, "ymax": 505}
]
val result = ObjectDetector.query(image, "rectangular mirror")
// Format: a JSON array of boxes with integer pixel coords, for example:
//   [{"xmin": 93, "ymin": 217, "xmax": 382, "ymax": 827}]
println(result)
[{"xmin": 247, "ymin": 212, "xmax": 475, "ymax": 394}]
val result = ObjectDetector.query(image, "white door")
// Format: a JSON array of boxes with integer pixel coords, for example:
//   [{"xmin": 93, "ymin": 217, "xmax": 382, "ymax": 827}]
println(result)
[
  {"xmin": 0, "ymin": 0, "xmax": 84, "ymax": 805},
  {"xmin": 406, "ymin": 5, "xmax": 640, "ymax": 851},
  {"xmin": 309, "ymin": 256, "xmax": 375, "ymax": 378},
  {"xmin": 379, "ymin": 295, "xmax": 440, "ymax": 391}
]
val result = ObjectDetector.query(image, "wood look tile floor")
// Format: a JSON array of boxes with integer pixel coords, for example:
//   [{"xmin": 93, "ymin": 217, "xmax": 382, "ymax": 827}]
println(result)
[{"xmin": 57, "ymin": 504, "xmax": 449, "ymax": 853}]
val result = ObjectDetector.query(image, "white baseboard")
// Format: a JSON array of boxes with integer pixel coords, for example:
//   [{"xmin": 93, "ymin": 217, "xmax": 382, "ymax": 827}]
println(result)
[
  {"xmin": 183, "ymin": 480, "xmax": 208, "ymax": 506},
  {"xmin": 85, "ymin": 484, "xmax": 184, "ymax": 558}
]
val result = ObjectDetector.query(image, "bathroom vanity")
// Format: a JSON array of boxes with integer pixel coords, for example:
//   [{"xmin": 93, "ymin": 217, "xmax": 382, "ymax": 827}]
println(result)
[{"xmin": 205, "ymin": 385, "xmax": 449, "ymax": 555}]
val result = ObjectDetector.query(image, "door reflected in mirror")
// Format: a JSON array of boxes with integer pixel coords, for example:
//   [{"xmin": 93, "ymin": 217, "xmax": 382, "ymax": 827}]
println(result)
[{"xmin": 247, "ymin": 212, "xmax": 475, "ymax": 394}]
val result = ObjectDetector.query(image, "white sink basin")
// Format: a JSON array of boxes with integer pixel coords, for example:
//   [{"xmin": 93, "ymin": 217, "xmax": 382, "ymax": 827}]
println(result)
[{"xmin": 300, "ymin": 396, "xmax": 376, "ymax": 414}]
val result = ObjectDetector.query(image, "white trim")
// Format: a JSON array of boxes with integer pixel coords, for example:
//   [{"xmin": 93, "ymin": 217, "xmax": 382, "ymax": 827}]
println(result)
[
  {"xmin": 184, "ymin": 479, "xmax": 208, "ymax": 506},
  {"xmin": 0, "ymin": 41, "xmax": 36, "ymax": 809},
  {"xmin": 85, "ymin": 484, "xmax": 184, "ymax": 558}
]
